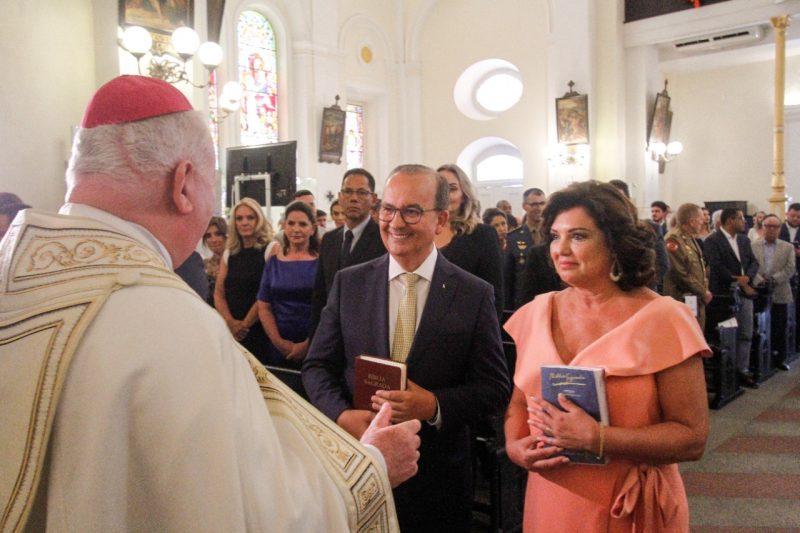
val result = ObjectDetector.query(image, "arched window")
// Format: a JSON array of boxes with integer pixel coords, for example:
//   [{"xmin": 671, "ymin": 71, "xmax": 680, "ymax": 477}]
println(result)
[
  {"xmin": 457, "ymin": 137, "xmax": 523, "ymax": 185},
  {"xmin": 237, "ymin": 10, "xmax": 278, "ymax": 145},
  {"xmin": 345, "ymin": 103, "xmax": 365, "ymax": 169},
  {"xmin": 453, "ymin": 59, "xmax": 523, "ymax": 121}
]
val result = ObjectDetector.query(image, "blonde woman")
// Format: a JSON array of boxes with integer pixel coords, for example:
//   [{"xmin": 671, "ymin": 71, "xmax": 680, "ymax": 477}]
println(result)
[
  {"xmin": 214, "ymin": 197, "xmax": 274, "ymax": 362},
  {"xmin": 436, "ymin": 164, "xmax": 504, "ymax": 316}
]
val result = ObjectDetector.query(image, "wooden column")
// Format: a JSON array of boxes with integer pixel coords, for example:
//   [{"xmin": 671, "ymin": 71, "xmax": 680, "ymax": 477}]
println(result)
[{"xmin": 769, "ymin": 15, "xmax": 791, "ymax": 217}]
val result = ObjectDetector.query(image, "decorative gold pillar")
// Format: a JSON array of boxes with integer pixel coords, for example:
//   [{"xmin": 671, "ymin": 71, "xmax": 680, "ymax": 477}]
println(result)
[{"xmin": 769, "ymin": 15, "xmax": 791, "ymax": 217}]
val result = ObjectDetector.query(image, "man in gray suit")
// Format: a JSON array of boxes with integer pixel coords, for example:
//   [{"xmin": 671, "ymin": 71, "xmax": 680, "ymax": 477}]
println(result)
[{"xmin": 753, "ymin": 214, "xmax": 796, "ymax": 370}]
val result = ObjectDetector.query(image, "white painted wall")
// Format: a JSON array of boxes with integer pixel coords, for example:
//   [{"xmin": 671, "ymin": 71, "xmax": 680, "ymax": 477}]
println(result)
[
  {"xmin": 418, "ymin": 0, "xmax": 549, "ymax": 199},
  {"xmin": 2, "ymin": 0, "xmax": 800, "ymax": 221},
  {"xmin": 663, "ymin": 58, "xmax": 777, "ymax": 213},
  {"xmin": 0, "ymin": 1, "xmax": 97, "ymax": 211}
]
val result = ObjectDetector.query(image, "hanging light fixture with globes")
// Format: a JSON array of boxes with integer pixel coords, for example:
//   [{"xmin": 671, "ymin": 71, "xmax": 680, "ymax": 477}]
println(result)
[
  {"xmin": 119, "ymin": 25, "xmax": 242, "ymax": 120},
  {"xmin": 119, "ymin": 25, "xmax": 220, "ymax": 87}
]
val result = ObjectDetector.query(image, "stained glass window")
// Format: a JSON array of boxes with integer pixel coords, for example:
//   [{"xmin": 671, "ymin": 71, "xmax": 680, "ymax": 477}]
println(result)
[
  {"xmin": 345, "ymin": 103, "xmax": 364, "ymax": 169},
  {"xmin": 237, "ymin": 10, "xmax": 278, "ymax": 145}
]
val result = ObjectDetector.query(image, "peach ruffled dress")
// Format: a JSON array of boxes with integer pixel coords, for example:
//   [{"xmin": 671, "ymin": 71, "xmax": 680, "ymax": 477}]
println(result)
[{"xmin": 505, "ymin": 292, "xmax": 710, "ymax": 533}]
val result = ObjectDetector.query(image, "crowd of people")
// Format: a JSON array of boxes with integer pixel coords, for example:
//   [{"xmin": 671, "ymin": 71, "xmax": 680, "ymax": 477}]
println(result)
[{"xmin": 3, "ymin": 74, "xmax": 799, "ymax": 532}]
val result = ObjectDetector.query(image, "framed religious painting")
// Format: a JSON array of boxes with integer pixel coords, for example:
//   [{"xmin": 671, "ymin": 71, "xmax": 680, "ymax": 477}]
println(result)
[
  {"xmin": 319, "ymin": 97, "xmax": 346, "ymax": 164},
  {"xmin": 555, "ymin": 83, "xmax": 589, "ymax": 145},
  {"xmin": 647, "ymin": 85, "xmax": 671, "ymax": 148},
  {"xmin": 119, "ymin": 0, "xmax": 194, "ymax": 35}
]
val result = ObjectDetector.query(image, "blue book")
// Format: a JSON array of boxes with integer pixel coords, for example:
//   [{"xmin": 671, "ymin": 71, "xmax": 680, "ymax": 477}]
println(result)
[{"xmin": 540, "ymin": 365, "xmax": 609, "ymax": 465}]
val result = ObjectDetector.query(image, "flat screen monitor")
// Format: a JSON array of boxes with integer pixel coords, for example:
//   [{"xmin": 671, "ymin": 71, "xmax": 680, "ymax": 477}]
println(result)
[{"xmin": 225, "ymin": 141, "xmax": 297, "ymax": 208}]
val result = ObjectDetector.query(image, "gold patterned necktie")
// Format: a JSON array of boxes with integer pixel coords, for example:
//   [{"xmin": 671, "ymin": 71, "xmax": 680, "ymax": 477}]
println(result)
[{"xmin": 391, "ymin": 273, "xmax": 419, "ymax": 363}]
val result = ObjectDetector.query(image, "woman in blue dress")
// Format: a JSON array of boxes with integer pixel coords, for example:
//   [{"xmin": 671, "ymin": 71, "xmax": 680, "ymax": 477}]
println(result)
[{"xmin": 257, "ymin": 201, "xmax": 319, "ymax": 369}]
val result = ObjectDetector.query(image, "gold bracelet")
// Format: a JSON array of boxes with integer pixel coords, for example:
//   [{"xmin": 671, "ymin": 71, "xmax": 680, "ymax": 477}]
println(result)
[{"xmin": 597, "ymin": 423, "xmax": 606, "ymax": 459}]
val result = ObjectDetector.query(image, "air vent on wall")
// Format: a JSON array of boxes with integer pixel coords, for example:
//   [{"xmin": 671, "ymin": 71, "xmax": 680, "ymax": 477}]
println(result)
[{"xmin": 673, "ymin": 25, "xmax": 765, "ymax": 52}]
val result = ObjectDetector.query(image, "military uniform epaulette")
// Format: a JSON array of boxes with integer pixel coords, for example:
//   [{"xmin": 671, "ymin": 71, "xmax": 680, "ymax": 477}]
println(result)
[
  {"xmin": 508, "ymin": 224, "xmax": 544, "ymax": 264},
  {"xmin": 507, "ymin": 226, "xmax": 531, "ymax": 265}
]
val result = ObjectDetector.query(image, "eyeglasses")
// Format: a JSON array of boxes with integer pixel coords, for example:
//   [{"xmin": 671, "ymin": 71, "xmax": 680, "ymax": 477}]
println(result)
[
  {"xmin": 378, "ymin": 204, "xmax": 439, "ymax": 225},
  {"xmin": 340, "ymin": 188, "xmax": 372, "ymax": 198},
  {"xmin": 763, "ymin": 224, "xmax": 782, "ymax": 229}
]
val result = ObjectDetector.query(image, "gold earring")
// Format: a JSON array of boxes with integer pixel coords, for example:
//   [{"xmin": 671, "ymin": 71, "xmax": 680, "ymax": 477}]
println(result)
[{"xmin": 609, "ymin": 258, "xmax": 622, "ymax": 283}]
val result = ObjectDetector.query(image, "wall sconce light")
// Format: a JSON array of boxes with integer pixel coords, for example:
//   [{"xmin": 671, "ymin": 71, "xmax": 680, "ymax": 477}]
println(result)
[
  {"xmin": 548, "ymin": 143, "xmax": 589, "ymax": 166},
  {"xmin": 120, "ymin": 25, "xmax": 223, "ymax": 88},
  {"xmin": 650, "ymin": 141, "xmax": 683, "ymax": 173}
]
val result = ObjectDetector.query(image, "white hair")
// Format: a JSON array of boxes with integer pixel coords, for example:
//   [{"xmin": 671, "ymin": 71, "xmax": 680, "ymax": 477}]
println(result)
[
  {"xmin": 66, "ymin": 110, "xmax": 213, "ymax": 194},
  {"xmin": 711, "ymin": 209, "xmax": 722, "ymax": 229}
]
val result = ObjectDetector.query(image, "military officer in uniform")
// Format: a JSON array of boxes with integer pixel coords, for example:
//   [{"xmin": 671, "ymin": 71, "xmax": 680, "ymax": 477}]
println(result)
[
  {"xmin": 664, "ymin": 203, "xmax": 712, "ymax": 329},
  {"xmin": 505, "ymin": 187, "xmax": 546, "ymax": 310}
]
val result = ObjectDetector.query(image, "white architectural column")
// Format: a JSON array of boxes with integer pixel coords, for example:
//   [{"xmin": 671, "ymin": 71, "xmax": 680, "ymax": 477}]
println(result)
[{"xmin": 398, "ymin": 60, "xmax": 424, "ymax": 165}]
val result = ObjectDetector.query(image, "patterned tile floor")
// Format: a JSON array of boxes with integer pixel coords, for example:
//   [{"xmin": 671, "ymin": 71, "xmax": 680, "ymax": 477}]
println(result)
[{"xmin": 682, "ymin": 363, "xmax": 800, "ymax": 532}]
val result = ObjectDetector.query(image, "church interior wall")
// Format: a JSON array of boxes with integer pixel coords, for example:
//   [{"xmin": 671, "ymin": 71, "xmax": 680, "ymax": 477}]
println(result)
[
  {"xmin": 418, "ymin": 0, "xmax": 549, "ymax": 194},
  {"xmin": 1, "ymin": 1, "xmax": 96, "ymax": 212},
  {"xmin": 2, "ymin": 0, "xmax": 800, "ymax": 222},
  {"xmin": 662, "ymin": 58, "xmax": 778, "ymax": 213}
]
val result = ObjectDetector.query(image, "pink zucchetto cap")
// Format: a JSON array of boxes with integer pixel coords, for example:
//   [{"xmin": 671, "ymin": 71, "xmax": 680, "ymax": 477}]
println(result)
[{"xmin": 80, "ymin": 75, "xmax": 194, "ymax": 128}]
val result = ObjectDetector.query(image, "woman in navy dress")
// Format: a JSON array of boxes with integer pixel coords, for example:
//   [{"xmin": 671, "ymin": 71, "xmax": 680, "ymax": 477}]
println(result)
[
  {"xmin": 257, "ymin": 201, "xmax": 319, "ymax": 369},
  {"xmin": 214, "ymin": 197, "xmax": 274, "ymax": 363}
]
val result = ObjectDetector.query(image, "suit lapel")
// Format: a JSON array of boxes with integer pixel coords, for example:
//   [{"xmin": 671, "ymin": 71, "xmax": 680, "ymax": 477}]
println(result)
[
  {"xmin": 351, "ymin": 219, "xmax": 379, "ymax": 262},
  {"xmin": 753, "ymin": 242, "xmax": 765, "ymax": 274},
  {"xmin": 367, "ymin": 256, "xmax": 391, "ymax": 356},
  {"xmin": 324, "ymin": 226, "xmax": 344, "ymax": 273},
  {"xmin": 406, "ymin": 256, "xmax": 458, "ymax": 366}
]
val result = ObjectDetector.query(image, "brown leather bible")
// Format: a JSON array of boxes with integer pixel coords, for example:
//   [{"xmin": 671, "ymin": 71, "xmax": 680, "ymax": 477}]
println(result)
[{"xmin": 353, "ymin": 355, "xmax": 407, "ymax": 410}]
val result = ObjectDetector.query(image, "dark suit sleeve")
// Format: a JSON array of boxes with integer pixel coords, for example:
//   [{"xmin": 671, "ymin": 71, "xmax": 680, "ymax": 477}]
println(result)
[
  {"xmin": 434, "ymin": 283, "xmax": 510, "ymax": 433},
  {"xmin": 503, "ymin": 248, "xmax": 516, "ymax": 310},
  {"xmin": 704, "ymin": 234, "xmax": 733, "ymax": 293},
  {"xmin": 302, "ymin": 271, "xmax": 351, "ymax": 422},
  {"xmin": 472, "ymin": 224, "xmax": 505, "ymax": 318},
  {"xmin": 655, "ymin": 237, "xmax": 670, "ymax": 286},
  {"xmin": 309, "ymin": 232, "xmax": 334, "ymax": 339},
  {"xmin": 740, "ymin": 237, "xmax": 759, "ymax": 282}
]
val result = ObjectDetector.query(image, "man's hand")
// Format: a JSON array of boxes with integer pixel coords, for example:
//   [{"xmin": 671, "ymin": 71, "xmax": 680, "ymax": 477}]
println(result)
[
  {"xmin": 336, "ymin": 409, "xmax": 376, "ymax": 439},
  {"xmin": 703, "ymin": 291, "xmax": 713, "ymax": 305},
  {"xmin": 734, "ymin": 276, "xmax": 757, "ymax": 296},
  {"xmin": 360, "ymin": 402, "xmax": 421, "ymax": 488},
  {"xmin": 372, "ymin": 379, "xmax": 437, "ymax": 423}
]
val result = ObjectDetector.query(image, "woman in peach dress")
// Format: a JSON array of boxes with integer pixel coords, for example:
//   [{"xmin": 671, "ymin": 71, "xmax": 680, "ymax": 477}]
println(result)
[{"xmin": 504, "ymin": 181, "xmax": 711, "ymax": 532}]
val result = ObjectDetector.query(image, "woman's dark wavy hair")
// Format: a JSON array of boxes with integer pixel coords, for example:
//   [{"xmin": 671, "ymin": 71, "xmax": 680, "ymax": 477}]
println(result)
[
  {"xmin": 542, "ymin": 180, "xmax": 655, "ymax": 291},
  {"xmin": 281, "ymin": 201, "xmax": 320, "ymax": 256}
]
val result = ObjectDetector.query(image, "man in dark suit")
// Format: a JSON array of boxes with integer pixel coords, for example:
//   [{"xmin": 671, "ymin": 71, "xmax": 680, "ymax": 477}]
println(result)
[
  {"xmin": 302, "ymin": 164, "xmax": 510, "ymax": 532},
  {"xmin": 647, "ymin": 200, "xmax": 670, "ymax": 293},
  {"xmin": 310, "ymin": 168, "xmax": 386, "ymax": 336},
  {"xmin": 779, "ymin": 202, "xmax": 800, "ymax": 350},
  {"xmin": 704, "ymin": 207, "xmax": 760, "ymax": 388}
]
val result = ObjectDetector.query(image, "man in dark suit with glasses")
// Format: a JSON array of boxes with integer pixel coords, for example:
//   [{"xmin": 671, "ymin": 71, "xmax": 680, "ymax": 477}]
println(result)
[{"xmin": 310, "ymin": 168, "xmax": 386, "ymax": 337}]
